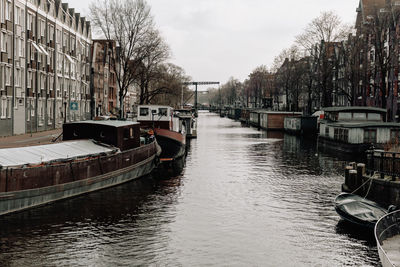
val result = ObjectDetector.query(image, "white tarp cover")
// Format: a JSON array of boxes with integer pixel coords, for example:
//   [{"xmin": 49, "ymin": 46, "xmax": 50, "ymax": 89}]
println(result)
[{"xmin": 0, "ymin": 140, "xmax": 117, "ymax": 168}]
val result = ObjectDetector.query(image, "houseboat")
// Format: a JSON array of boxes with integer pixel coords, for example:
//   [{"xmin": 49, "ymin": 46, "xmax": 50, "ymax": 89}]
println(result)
[
  {"xmin": 318, "ymin": 107, "xmax": 400, "ymax": 154},
  {"xmin": 227, "ymin": 107, "xmax": 242, "ymax": 121},
  {"xmin": 240, "ymin": 108, "xmax": 252, "ymax": 125},
  {"xmin": 137, "ymin": 105, "xmax": 186, "ymax": 161},
  {"xmin": 284, "ymin": 116, "xmax": 318, "ymax": 136},
  {"xmin": 249, "ymin": 109, "xmax": 262, "ymax": 127},
  {"xmin": 175, "ymin": 108, "xmax": 197, "ymax": 139},
  {"xmin": 375, "ymin": 210, "xmax": 400, "ymax": 267},
  {"xmin": 253, "ymin": 110, "xmax": 302, "ymax": 130},
  {"xmin": 0, "ymin": 120, "xmax": 161, "ymax": 216}
]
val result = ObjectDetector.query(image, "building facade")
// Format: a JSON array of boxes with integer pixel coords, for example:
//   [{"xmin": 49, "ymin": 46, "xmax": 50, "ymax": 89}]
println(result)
[
  {"xmin": 91, "ymin": 39, "xmax": 117, "ymax": 117},
  {"xmin": 0, "ymin": 0, "xmax": 91, "ymax": 137}
]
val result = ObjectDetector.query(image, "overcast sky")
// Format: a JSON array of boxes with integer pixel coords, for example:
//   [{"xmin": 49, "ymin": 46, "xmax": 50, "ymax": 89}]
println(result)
[{"xmin": 68, "ymin": 0, "xmax": 360, "ymax": 85}]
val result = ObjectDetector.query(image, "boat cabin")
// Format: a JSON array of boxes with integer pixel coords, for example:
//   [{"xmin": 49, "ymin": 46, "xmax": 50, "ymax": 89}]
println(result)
[
  {"xmin": 249, "ymin": 109, "xmax": 302, "ymax": 130},
  {"xmin": 175, "ymin": 109, "xmax": 197, "ymax": 138},
  {"xmin": 319, "ymin": 107, "xmax": 400, "ymax": 153},
  {"xmin": 63, "ymin": 120, "xmax": 141, "ymax": 151},
  {"xmin": 137, "ymin": 105, "xmax": 183, "ymax": 134}
]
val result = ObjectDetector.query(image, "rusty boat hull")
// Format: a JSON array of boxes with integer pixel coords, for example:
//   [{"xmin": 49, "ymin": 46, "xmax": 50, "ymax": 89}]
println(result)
[
  {"xmin": 154, "ymin": 128, "xmax": 186, "ymax": 160},
  {"xmin": 0, "ymin": 141, "xmax": 160, "ymax": 216}
]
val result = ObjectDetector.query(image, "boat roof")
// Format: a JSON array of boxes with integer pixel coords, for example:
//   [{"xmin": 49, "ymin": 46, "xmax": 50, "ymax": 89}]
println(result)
[
  {"xmin": 323, "ymin": 106, "xmax": 387, "ymax": 114},
  {"xmin": 0, "ymin": 140, "xmax": 117, "ymax": 168},
  {"xmin": 138, "ymin": 105, "xmax": 173, "ymax": 109},
  {"xmin": 66, "ymin": 120, "xmax": 139, "ymax": 128},
  {"xmin": 322, "ymin": 121, "xmax": 400, "ymax": 128}
]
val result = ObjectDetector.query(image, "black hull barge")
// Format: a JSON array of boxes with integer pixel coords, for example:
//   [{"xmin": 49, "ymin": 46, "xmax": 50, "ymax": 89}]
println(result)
[{"xmin": 0, "ymin": 120, "xmax": 161, "ymax": 216}]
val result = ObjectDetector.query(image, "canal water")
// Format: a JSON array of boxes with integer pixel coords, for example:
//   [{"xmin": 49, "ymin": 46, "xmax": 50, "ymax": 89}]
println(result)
[{"xmin": 0, "ymin": 112, "xmax": 380, "ymax": 266}]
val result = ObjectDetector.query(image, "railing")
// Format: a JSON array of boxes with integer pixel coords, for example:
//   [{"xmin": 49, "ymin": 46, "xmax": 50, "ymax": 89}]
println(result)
[
  {"xmin": 366, "ymin": 150, "xmax": 400, "ymax": 180},
  {"xmin": 375, "ymin": 210, "xmax": 400, "ymax": 267}
]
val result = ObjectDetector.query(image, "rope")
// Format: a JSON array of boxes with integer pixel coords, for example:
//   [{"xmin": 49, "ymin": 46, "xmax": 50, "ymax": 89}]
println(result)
[
  {"xmin": 363, "ymin": 178, "xmax": 373, "ymax": 199},
  {"xmin": 350, "ymin": 174, "xmax": 373, "ymax": 195}
]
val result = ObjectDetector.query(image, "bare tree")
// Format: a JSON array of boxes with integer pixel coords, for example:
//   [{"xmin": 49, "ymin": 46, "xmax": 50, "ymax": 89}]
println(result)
[
  {"xmin": 90, "ymin": 0, "xmax": 156, "ymax": 118},
  {"xmin": 248, "ymin": 65, "xmax": 270, "ymax": 108},
  {"xmin": 363, "ymin": 6, "xmax": 397, "ymax": 112},
  {"xmin": 136, "ymin": 29, "xmax": 171, "ymax": 104},
  {"xmin": 272, "ymin": 46, "xmax": 301, "ymax": 111},
  {"xmin": 296, "ymin": 11, "xmax": 352, "ymax": 53},
  {"xmin": 149, "ymin": 63, "xmax": 191, "ymax": 107},
  {"xmin": 294, "ymin": 11, "xmax": 352, "ymax": 110}
]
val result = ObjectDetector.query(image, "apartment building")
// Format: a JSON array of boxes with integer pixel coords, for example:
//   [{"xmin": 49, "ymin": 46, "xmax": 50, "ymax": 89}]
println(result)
[
  {"xmin": 0, "ymin": 0, "xmax": 91, "ymax": 136},
  {"xmin": 91, "ymin": 39, "xmax": 117, "ymax": 117}
]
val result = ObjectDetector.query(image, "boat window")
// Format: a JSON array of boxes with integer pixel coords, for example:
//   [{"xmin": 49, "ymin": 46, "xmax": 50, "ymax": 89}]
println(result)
[
  {"xmin": 140, "ymin": 108, "xmax": 149, "ymax": 116},
  {"xmin": 364, "ymin": 129, "xmax": 377, "ymax": 143},
  {"xmin": 159, "ymin": 108, "xmax": 168, "ymax": 116},
  {"xmin": 391, "ymin": 129, "xmax": 400, "ymax": 142},
  {"xmin": 367, "ymin": 113, "xmax": 381, "ymax": 121},
  {"xmin": 353, "ymin": 113, "xmax": 366, "ymax": 120},
  {"xmin": 338, "ymin": 112, "xmax": 352, "ymax": 120},
  {"xmin": 334, "ymin": 128, "xmax": 348, "ymax": 142},
  {"xmin": 325, "ymin": 126, "xmax": 329, "ymax": 137}
]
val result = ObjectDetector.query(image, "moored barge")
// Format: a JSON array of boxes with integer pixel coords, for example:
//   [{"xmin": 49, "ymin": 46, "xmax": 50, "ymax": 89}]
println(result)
[
  {"xmin": 318, "ymin": 107, "xmax": 400, "ymax": 154},
  {"xmin": 0, "ymin": 120, "xmax": 161, "ymax": 216},
  {"xmin": 137, "ymin": 105, "xmax": 186, "ymax": 160}
]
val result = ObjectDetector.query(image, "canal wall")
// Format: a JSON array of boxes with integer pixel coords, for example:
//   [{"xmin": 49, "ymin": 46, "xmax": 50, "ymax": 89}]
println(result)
[{"xmin": 343, "ymin": 163, "xmax": 400, "ymax": 207}]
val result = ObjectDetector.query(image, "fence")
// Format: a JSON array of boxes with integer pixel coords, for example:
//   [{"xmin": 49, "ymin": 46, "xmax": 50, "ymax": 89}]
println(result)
[{"xmin": 366, "ymin": 150, "xmax": 400, "ymax": 180}]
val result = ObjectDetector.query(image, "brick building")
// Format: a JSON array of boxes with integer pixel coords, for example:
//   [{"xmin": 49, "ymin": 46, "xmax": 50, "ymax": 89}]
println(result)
[{"xmin": 91, "ymin": 39, "xmax": 117, "ymax": 117}]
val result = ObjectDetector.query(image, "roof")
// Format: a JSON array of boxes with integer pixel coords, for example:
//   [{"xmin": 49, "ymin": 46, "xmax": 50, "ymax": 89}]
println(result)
[
  {"xmin": 322, "ymin": 121, "xmax": 400, "ymax": 128},
  {"xmin": 138, "ymin": 105, "xmax": 173, "ymax": 109},
  {"xmin": 66, "ymin": 120, "xmax": 139, "ymax": 128},
  {"xmin": 323, "ymin": 106, "xmax": 387, "ymax": 113},
  {"xmin": 0, "ymin": 140, "xmax": 117, "ymax": 168}
]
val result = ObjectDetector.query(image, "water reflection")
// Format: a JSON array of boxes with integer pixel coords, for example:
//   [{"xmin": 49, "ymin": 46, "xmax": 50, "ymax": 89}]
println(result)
[{"xmin": 0, "ymin": 112, "xmax": 380, "ymax": 267}]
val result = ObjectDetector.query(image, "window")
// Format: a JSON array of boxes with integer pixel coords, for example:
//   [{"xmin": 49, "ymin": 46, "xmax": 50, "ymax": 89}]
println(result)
[
  {"xmin": 1, "ymin": 32, "xmax": 6, "ymax": 52},
  {"xmin": 1, "ymin": 97, "xmax": 6, "ymax": 119},
  {"xmin": 15, "ymin": 68, "xmax": 20, "ymax": 87},
  {"xmin": 364, "ymin": 129, "xmax": 377, "ymax": 143},
  {"xmin": 40, "ymin": 74, "xmax": 45, "ymax": 89},
  {"xmin": 5, "ymin": 0, "xmax": 10, "ymax": 21},
  {"xmin": 159, "ymin": 108, "xmax": 168, "ymax": 116},
  {"xmin": 31, "ymin": 43, "xmax": 35, "ymax": 60},
  {"xmin": 30, "ymin": 98, "xmax": 35, "ymax": 117},
  {"xmin": 27, "ymin": 13, "xmax": 32, "ymax": 31},
  {"xmin": 325, "ymin": 126, "xmax": 329, "ymax": 137},
  {"xmin": 391, "ymin": 129, "xmax": 400, "ymax": 143},
  {"xmin": 6, "ymin": 97, "xmax": 10, "ymax": 118},
  {"xmin": 40, "ymin": 20, "xmax": 45, "ymax": 37},
  {"xmin": 38, "ymin": 98, "xmax": 44, "ymax": 125},
  {"xmin": 18, "ymin": 38, "xmax": 23, "ymax": 57},
  {"xmin": 47, "ymin": 99, "xmax": 52, "ymax": 124},
  {"xmin": 15, "ymin": 6, "xmax": 20, "ymax": 25},
  {"xmin": 27, "ymin": 71, "xmax": 32, "ymax": 88},
  {"xmin": 140, "ymin": 107, "xmax": 149, "ymax": 116},
  {"xmin": 0, "ymin": 0, "xmax": 3, "ymax": 23},
  {"xmin": 5, "ymin": 66, "xmax": 10, "ymax": 86}
]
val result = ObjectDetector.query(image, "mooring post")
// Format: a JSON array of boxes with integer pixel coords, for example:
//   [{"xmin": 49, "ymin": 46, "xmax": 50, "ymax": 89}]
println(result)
[
  {"xmin": 357, "ymin": 163, "xmax": 366, "ymax": 190},
  {"xmin": 392, "ymin": 153, "xmax": 396, "ymax": 181},
  {"xmin": 349, "ymin": 170, "xmax": 357, "ymax": 191},
  {"xmin": 345, "ymin": 165, "xmax": 353, "ymax": 187},
  {"xmin": 380, "ymin": 152, "xmax": 384, "ymax": 179}
]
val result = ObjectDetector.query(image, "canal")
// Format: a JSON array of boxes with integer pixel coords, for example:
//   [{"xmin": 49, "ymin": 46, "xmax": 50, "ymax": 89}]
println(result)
[{"xmin": 0, "ymin": 112, "xmax": 380, "ymax": 266}]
